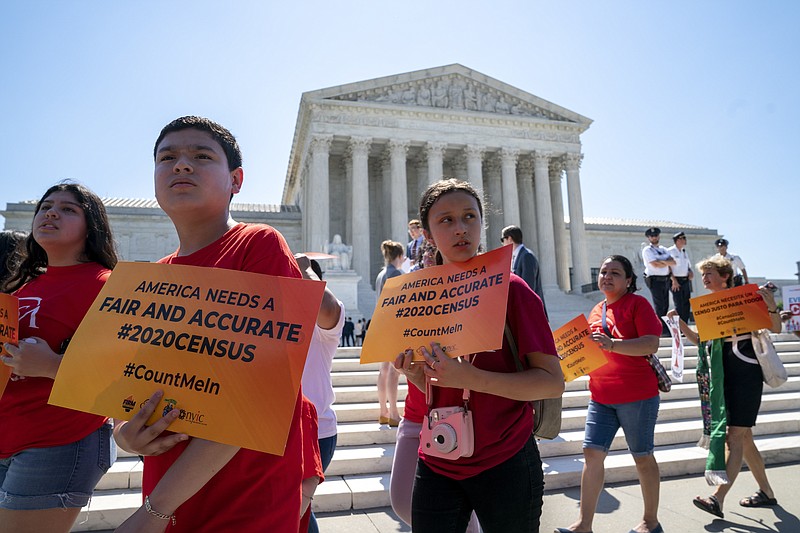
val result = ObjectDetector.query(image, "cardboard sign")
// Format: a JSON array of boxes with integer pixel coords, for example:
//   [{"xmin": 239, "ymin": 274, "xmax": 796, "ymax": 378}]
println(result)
[
  {"xmin": 663, "ymin": 315, "xmax": 684, "ymax": 383},
  {"xmin": 49, "ymin": 262, "xmax": 324, "ymax": 455},
  {"xmin": 0, "ymin": 294, "xmax": 19, "ymax": 398},
  {"xmin": 691, "ymin": 284, "xmax": 773, "ymax": 341},
  {"xmin": 782, "ymin": 285, "xmax": 800, "ymax": 332},
  {"xmin": 552, "ymin": 314, "xmax": 608, "ymax": 381},
  {"xmin": 361, "ymin": 246, "xmax": 513, "ymax": 363}
]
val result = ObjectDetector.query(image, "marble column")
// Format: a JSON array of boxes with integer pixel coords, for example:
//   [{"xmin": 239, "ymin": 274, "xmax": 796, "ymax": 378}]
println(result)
[
  {"xmin": 389, "ymin": 139, "xmax": 411, "ymax": 245},
  {"xmin": 549, "ymin": 157, "xmax": 570, "ymax": 291},
  {"xmin": 484, "ymin": 155, "xmax": 503, "ymax": 250},
  {"xmin": 425, "ymin": 141, "xmax": 447, "ymax": 186},
  {"xmin": 465, "ymin": 144, "xmax": 485, "ymax": 194},
  {"xmin": 414, "ymin": 154, "xmax": 429, "ymax": 207},
  {"xmin": 533, "ymin": 151, "xmax": 558, "ymax": 287},
  {"xmin": 452, "ymin": 153, "xmax": 468, "ymax": 182},
  {"xmin": 465, "ymin": 145, "xmax": 487, "ymax": 247},
  {"xmin": 308, "ymin": 134, "xmax": 333, "ymax": 253},
  {"xmin": 566, "ymin": 153, "xmax": 591, "ymax": 291},
  {"xmin": 517, "ymin": 158, "xmax": 538, "ymax": 256},
  {"xmin": 342, "ymin": 158, "xmax": 352, "ymax": 245},
  {"xmin": 500, "ymin": 148, "xmax": 520, "ymax": 227},
  {"xmin": 380, "ymin": 150, "xmax": 392, "ymax": 243},
  {"xmin": 348, "ymin": 136, "xmax": 372, "ymax": 282}
]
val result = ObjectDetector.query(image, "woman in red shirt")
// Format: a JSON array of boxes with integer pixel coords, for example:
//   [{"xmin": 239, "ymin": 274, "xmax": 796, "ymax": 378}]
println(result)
[
  {"xmin": 0, "ymin": 182, "xmax": 117, "ymax": 533},
  {"xmin": 557, "ymin": 255, "xmax": 663, "ymax": 533}
]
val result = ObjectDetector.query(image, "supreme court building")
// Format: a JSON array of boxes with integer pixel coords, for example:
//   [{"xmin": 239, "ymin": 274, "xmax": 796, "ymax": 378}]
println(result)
[
  {"xmin": 2, "ymin": 64, "xmax": 723, "ymax": 322},
  {"xmin": 283, "ymin": 64, "xmax": 594, "ymax": 302}
]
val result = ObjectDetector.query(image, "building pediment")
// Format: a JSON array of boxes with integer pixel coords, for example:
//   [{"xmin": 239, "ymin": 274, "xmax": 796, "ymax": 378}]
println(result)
[{"xmin": 303, "ymin": 64, "xmax": 592, "ymax": 126}]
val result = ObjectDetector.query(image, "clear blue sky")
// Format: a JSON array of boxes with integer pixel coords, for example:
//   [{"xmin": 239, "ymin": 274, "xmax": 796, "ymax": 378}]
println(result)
[{"xmin": 1, "ymin": 1, "xmax": 797, "ymax": 279}]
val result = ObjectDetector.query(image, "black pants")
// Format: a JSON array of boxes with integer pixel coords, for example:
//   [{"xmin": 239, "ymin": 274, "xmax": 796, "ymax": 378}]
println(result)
[
  {"xmin": 671, "ymin": 276, "xmax": 692, "ymax": 324},
  {"xmin": 649, "ymin": 275, "xmax": 670, "ymax": 335},
  {"xmin": 412, "ymin": 435, "xmax": 543, "ymax": 533}
]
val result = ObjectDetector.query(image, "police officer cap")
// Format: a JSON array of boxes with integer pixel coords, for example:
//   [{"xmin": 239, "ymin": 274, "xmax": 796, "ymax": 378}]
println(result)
[
  {"xmin": 645, "ymin": 227, "xmax": 661, "ymax": 237},
  {"xmin": 673, "ymin": 231, "xmax": 686, "ymax": 241},
  {"xmin": 715, "ymin": 238, "xmax": 729, "ymax": 247}
]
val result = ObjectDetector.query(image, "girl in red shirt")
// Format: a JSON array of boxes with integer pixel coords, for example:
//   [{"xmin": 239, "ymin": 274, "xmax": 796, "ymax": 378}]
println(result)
[
  {"xmin": 394, "ymin": 179, "xmax": 563, "ymax": 533},
  {"xmin": 0, "ymin": 182, "xmax": 117, "ymax": 533}
]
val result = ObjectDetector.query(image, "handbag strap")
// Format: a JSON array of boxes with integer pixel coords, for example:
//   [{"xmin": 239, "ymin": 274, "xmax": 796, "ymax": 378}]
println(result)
[
  {"xmin": 426, "ymin": 355, "xmax": 471, "ymax": 408},
  {"xmin": 504, "ymin": 323, "xmax": 525, "ymax": 371},
  {"xmin": 601, "ymin": 301, "xmax": 614, "ymax": 338}
]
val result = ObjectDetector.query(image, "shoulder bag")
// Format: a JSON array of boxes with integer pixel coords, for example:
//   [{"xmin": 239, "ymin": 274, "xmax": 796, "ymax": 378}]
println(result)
[
  {"xmin": 504, "ymin": 324, "xmax": 563, "ymax": 440},
  {"xmin": 751, "ymin": 329, "xmax": 787, "ymax": 388}
]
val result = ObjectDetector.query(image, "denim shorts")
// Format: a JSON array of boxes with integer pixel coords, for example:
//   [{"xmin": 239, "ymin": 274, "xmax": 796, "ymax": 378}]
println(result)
[
  {"xmin": 0, "ymin": 423, "xmax": 116, "ymax": 510},
  {"xmin": 584, "ymin": 395, "xmax": 660, "ymax": 457}
]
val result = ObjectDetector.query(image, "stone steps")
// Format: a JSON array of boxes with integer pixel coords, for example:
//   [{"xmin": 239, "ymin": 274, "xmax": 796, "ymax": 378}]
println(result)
[{"xmin": 71, "ymin": 333, "xmax": 800, "ymax": 531}]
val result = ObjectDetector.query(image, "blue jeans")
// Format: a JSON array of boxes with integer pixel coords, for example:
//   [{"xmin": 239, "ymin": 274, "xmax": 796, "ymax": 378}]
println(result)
[
  {"xmin": 412, "ymin": 434, "xmax": 543, "ymax": 533},
  {"xmin": 584, "ymin": 395, "xmax": 660, "ymax": 456},
  {"xmin": 0, "ymin": 423, "xmax": 116, "ymax": 510},
  {"xmin": 307, "ymin": 434, "xmax": 337, "ymax": 533}
]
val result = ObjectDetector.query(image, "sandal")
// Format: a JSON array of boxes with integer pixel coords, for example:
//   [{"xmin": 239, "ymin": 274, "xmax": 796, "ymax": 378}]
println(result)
[
  {"xmin": 693, "ymin": 495, "xmax": 724, "ymax": 518},
  {"xmin": 739, "ymin": 489, "xmax": 777, "ymax": 507}
]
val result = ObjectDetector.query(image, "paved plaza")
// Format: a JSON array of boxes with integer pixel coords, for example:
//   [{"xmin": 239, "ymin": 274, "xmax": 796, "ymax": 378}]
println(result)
[{"xmin": 317, "ymin": 461, "xmax": 800, "ymax": 533}]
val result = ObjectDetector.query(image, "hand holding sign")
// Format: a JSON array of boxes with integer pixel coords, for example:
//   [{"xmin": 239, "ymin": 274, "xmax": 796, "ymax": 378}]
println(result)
[
  {"xmin": 0, "ymin": 293, "xmax": 19, "ymax": 398},
  {"xmin": 113, "ymin": 389, "xmax": 188, "ymax": 456},
  {"xmin": 362, "ymin": 246, "xmax": 512, "ymax": 364},
  {"xmin": 552, "ymin": 315, "xmax": 608, "ymax": 381},
  {"xmin": 691, "ymin": 284, "xmax": 772, "ymax": 340},
  {"xmin": 49, "ymin": 262, "xmax": 324, "ymax": 455}
]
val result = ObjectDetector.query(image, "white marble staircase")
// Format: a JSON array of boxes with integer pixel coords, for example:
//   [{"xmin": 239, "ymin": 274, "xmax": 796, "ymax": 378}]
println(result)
[{"xmin": 71, "ymin": 335, "xmax": 800, "ymax": 531}]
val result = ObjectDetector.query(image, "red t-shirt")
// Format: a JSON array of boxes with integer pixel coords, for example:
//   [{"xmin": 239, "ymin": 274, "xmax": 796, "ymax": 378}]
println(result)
[
  {"xmin": 142, "ymin": 223, "xmax": 305, "ymax": 532},
  {"xmin": 586, "ymin": 292, "xmax": 662, "ymax": 404},
  {"xmin": 0, "ymin": 262, "xmax": 110, "ymax": 457},
  {"xmin": 421, "ymin": 275, "xmax": 557, "ymax": 480}
]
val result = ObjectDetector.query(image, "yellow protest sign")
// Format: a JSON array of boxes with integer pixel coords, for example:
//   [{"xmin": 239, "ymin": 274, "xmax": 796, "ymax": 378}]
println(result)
[
  {"xmin": 361, "ymin": 246, "xmax": 513, "ymax": 363},
  {"xmin": 553, "ymin": 314, "xmax": 608, "ymax": 381},
  {"xmin": 49, "ymin": 262, "xmax": 324, "ymax": 455},
  {"xmin": 0, "ymin": 294, "xmax": 19, "ymax": 398},
  {"xmin": 691, "ymin": 284, "xmax": 773, "ymax": 341}
]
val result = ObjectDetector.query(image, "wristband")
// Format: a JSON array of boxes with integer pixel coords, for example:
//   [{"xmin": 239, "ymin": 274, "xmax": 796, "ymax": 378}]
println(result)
[{"xmin": 145, "ymin": 495, "xmax": 176, "ymax": 526}]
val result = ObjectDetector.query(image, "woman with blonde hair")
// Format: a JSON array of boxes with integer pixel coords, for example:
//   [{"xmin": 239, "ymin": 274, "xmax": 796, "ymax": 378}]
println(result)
[{"xmin": 668, "ymin": 256, "xmax": 782, "ymax": 520}]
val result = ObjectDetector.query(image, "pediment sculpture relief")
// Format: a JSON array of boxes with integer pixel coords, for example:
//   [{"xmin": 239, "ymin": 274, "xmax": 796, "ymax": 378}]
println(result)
[{"xmin": 330, "ymin": 77, "xmax": 566, "ymax": 121}]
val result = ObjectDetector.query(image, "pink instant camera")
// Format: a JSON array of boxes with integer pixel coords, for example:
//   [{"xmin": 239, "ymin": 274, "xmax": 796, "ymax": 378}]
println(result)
[{"xmin": 420, "ymin": 405, "xmax": 474, "ymax": 460}]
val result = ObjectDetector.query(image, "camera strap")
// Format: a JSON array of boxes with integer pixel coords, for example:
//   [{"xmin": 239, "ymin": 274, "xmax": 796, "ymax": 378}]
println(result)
[{"xmin": 425, "ymin": 354, "xmax": 472, "ymax": 410}]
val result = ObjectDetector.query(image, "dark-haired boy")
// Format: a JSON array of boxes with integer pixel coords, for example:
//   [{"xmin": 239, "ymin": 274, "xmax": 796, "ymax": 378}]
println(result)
[{"xmin": 114, "ymin": 116, "xmax": 308, "ymax": 532}]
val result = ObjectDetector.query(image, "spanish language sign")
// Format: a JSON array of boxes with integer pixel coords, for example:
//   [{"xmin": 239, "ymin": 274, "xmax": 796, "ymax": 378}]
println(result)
[
  {"xmin": 552, "ymin": 314, "xmax": 607, "ymax": 382},
  {"xmin": 0, "ymin": 294, "xmax": 19, "ymax": 398},
  {"xmin": 663, "ymin": 315, "xmax": 684, "ymax": 383},
  {"xmin": 691, "ymin": 284, "xmax": 772, "ymax": 341},
  {"xmin": 360, "ymin": 246, "xmax": 512, "ymax": 363},
  {"xmin": 49, "ymin": 262, "xmax": 324, "ymax": 455},
  {"xmin": 783, "ymin": 285, "xmax": 800, "ymax": 333}
]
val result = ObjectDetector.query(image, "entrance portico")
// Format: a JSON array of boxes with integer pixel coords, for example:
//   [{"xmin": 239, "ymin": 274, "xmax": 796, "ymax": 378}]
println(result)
[{"xmin": 282, "ymin": 64, "xmax": 593, "ymax": 312}]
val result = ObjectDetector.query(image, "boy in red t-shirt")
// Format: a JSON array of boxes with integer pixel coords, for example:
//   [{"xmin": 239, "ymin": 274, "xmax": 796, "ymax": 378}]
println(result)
[{"xmin": 113, "ymin": 116, "xmax": 312, "ymax": 532}]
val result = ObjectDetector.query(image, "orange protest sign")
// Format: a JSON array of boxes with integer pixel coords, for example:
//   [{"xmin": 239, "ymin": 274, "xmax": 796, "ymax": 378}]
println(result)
[
  {"xmin": 553, "ymin": 314, "xmax": 608, "ymax": 381},
  {"xmin": 361, "ymin": 246, "xmax": 513, "ymax": 363},
  {"xmin": 48, "ymin": 262, "xmax": 324, "ymax": 455},
  {"xmin": 0, "ymin": 294, "xmax": 19, "ymax": 398},
  {"xmin": 691, "ymin": 284, "xmax": 773, "ymax": 341}
]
